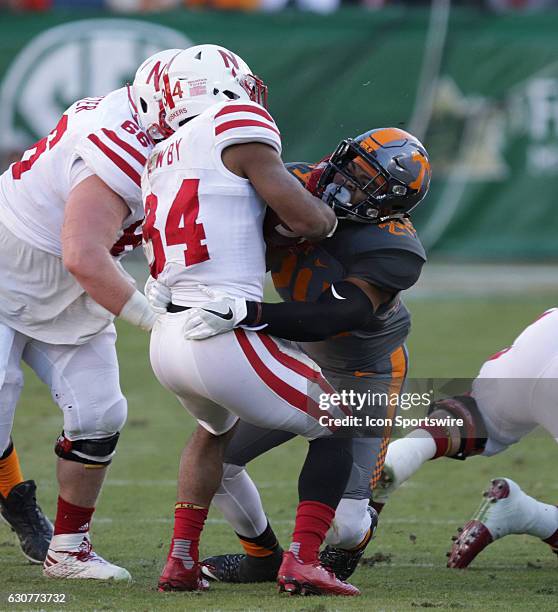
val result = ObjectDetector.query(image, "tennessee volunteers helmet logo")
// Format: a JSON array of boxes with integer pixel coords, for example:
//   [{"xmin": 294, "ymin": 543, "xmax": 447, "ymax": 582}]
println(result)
[{"xmin": 409, "ymin": 149, "xmax": 431, "ymax": 191}]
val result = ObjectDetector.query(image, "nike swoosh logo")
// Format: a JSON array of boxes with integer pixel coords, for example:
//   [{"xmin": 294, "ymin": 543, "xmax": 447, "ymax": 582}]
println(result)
[
  {"xmin": 331, "ymin": 285, "xmax": 347, "ymax": 300},
  {"xmin": 204, "ymin": 307, "xmax": 233, "ymax": 320},
  {"xmin": 354, "ymin": 371, "xmax": 377, "ymax": 377}
]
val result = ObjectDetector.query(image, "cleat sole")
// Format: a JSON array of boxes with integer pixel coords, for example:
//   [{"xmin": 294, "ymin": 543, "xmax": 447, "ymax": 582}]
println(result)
[
  {"xmin": 447, "ymin": 519, "xmax": 493, "ymax": 569},
  {"xmin": 278, "ymin": 577, "xmax": 321, "ymax": 596},
  {"xmin": 447, "ymin": 478, "xmax": 511, "ymax": 569}
]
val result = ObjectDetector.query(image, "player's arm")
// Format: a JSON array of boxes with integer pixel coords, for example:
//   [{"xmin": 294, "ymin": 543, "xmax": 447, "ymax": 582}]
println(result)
[
  {"xmin": 62, "ymin": 175, "xmax": 155, "ymax": 330},
  {"xmin": 238, "ymin": 248, "xmax": 424, "ymax": 341},
  {"xmin": 178, "ymin": 278, "xmax": 392, "ymax": 342},
  {"xmin": 241, "ymin": 279, "xmax": 392, "ymax": 342},
  {"xmin": 222, "ymin": 143, "xmax": 336, "ymax": 240}
]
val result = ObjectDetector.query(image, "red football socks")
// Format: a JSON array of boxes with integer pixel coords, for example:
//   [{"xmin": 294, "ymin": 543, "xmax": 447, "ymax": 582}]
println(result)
[
  {"xmin": 54, "ymin": 496, "xmax": 94, "ymax": 535},
  {"xmin": 290, "ymin": 500, "xmax": 335, "ymax": 563},
  {"xmin": 169, "ymin": 502, "xmax": 209, "ymax": 565}
]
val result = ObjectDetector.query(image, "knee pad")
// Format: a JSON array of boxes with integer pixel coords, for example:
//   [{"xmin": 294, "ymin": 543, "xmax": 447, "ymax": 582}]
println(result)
[
  {"xmin": 221, "ymin": 462, "xmax": 245, "ymax": 483},
  {"xmin": 325, "ymin": 498, "xmax": 371, "ymax": 549},
  {"xmin": 63, "ymin": 395, "xmax": 127, "ymax": 442},
  {"xmin": 98, "ymin": 395, "xmax": 127, "ymax": 435},
  {"xmin": 55, "ymin": 431, "xmax": 120, "ymax": 466},
  {"xmin": 426, "ymin": 395, "xmax": 488, "ymax": 459}
]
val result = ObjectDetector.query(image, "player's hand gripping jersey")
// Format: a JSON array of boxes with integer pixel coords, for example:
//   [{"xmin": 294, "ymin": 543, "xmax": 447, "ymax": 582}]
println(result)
[
  {"xmin": 0, "ymin": 88, "xmax": 151, "ymax": 343},
  {"xmin": 142, "ymin": 100, "xmax": 281, "ymax": 305}
]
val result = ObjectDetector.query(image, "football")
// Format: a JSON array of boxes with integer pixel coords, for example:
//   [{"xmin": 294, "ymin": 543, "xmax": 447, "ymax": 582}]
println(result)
[{"xmin": 263, "ymin": 207, "xmax": 304, "ymax": 248}]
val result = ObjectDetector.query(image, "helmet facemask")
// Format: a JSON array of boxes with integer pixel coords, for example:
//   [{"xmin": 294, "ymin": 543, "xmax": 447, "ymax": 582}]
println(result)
[
  {"xmin": 318, "ymin": 140, "xmax": 398, "ymax": 223},
  {"xmin": 318, "ymin": 133, "xmax": 430, "ymax": 224},
  {"xmin": 239, "ymin": 73, "xmax": 268, "ymax": 108},
  {"xmin": 130, "ymin": 48, "xmax": 182, "ymax": 142}
]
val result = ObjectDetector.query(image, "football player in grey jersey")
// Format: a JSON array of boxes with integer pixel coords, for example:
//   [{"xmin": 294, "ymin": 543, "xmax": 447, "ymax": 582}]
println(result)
[{"xmin": 153, "ymin": 128, "xmax": 431, "ymax": 583}]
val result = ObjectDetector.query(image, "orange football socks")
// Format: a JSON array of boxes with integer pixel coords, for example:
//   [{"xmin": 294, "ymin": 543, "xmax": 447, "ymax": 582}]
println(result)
[{"xmin": 0, "ymin": 440, "xmax": 24, "ymax": 499}]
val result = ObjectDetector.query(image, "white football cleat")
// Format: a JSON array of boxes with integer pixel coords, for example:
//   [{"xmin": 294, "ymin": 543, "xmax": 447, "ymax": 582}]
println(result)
[
  {"xmin": 43, "ymin": 533, "xmax": 131, "ymax": 581},
  {"xmin": 447, "ymin": 477, "xmax": 558, "ymax": 568}
]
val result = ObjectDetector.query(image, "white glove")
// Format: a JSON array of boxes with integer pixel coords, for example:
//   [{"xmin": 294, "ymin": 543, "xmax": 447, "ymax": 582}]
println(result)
[
  {"xmin": 181, "ymin": 286, "xmax": 248, "ymax": 340},
  {"xmin": 144, "ymin": 276, "xmax": 172, "ymax": 314}
]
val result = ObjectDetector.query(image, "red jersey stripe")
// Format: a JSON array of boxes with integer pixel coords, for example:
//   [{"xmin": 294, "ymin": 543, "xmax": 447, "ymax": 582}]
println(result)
[
  {"xmin": 234, "ymin": 329, "xmax": 337, "ymax": 431},
  {"xmin": 215, "ymin": 119, "xmax": 280, "ymax": 138},
  {"xmin": 215, "ymin": 104, "xmax": 274, "ymax": 123},
  {"xmin": 87, "ymin": 134, "xmax": 141, "ymax": 187},
  {"xmin": 258, "ymin": 334, "xmax": 351, "ymax": 417},
  {"xmin": 101, "ymin": 128, "xmax": 147, "ymax": 166}
]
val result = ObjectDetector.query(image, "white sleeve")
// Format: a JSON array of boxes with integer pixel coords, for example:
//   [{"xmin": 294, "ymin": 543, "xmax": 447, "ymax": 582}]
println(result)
[
  {"xmin": 74, "ymin": 119, "xmax": 150, "ymax": 215},
  {"xmin": 69, "ymin": 158, "xmax": 95, "ymax": 191},
  {"xmin": 213, "ymin": 101, "xmax": 282, "ymax": 157}
]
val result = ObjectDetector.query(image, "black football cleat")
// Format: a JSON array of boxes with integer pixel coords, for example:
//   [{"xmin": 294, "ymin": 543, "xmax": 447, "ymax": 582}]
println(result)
[
  {"xmin": 319, "ymin": 505, "xmax": 378, "ymax": 581},
  {"xmin": 202, "ymin": 546, "xmax": 283, "ymax": 583},
  {"xmin": 0, "ymin": 480, "xmax": 53, "ymax": 564}
]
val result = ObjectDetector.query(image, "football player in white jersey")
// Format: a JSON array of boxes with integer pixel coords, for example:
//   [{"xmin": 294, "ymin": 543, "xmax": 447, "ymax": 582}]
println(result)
[
  {"xmin": 143, "ymin": 45, "xmax": 360, "ymax": 596},
  {"xmin": 373, "ymin": 308, "xmax": 558, "ymax": 567},
  {"xmin": 0, "ymin": 48, "xmax": 180, "ymax": 581}
]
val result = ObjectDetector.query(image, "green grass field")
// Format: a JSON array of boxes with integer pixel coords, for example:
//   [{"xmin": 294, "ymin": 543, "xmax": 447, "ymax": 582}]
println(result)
[{"xmin": 1, "ymin": 295, "xmax": 557, "ymax": 611}]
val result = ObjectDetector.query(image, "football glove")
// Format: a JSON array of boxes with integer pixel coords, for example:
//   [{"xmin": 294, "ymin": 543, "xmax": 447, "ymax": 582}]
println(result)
[
  {"xmin": 182, "ymin": 286, "xmax": 248, "ymax": 340},
  {"xmin": 144, "ymin": 276, "xmax": 172, "ymax": 314}
]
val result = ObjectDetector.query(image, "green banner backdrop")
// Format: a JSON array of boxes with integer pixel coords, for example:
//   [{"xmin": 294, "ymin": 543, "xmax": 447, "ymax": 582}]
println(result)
[{"xmin": 1, "ymin": 8, "xmax": 558, "ymax": 260}]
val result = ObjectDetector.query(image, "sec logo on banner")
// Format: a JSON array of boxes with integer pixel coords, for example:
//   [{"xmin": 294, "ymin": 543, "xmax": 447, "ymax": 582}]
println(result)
[{"xmin": 0, "ymin": 19, "xmax": 191, "ymax": 159}]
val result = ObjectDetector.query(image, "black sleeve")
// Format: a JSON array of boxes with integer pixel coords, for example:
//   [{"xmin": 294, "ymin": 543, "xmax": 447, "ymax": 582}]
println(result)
[
  {"xmin": 241, "ymin": 281, "xmax": 373, "ymax": 342},
  {"xmin": 347, "ymin": 248, "xmax": 425, "ymax": 292}
]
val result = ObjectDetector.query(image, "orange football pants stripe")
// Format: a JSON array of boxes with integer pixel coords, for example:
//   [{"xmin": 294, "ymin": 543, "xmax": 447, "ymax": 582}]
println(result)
[{"xmin": 370, "ymin": 346, "xmax": 407, "ymax": 490}]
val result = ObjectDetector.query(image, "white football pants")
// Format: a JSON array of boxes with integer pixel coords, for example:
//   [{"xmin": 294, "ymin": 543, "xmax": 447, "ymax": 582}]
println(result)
[
  {"xmin": 473, "ymin": 308, "xmax": 558, "ymax": 455},
  {"xmin": 0, "ymin": 322, "xmax": 126, "ymax": 454},
  {"xmin": 149, "ymin": 312, "xmax": 348, "ymax": 438}
]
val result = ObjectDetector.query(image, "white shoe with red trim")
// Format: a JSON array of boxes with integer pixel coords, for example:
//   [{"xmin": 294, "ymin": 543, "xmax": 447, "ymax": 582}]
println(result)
[{"xmin": 43, "ymin": 533, "xmax": 131, "ymax": 581}]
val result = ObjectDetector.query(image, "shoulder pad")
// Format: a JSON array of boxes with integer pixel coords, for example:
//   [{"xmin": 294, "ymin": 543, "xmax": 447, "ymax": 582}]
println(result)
[
  {"xmin": 343, "ymin": 219, "xmax": 426, "ymax": 260},
  {"xmin": 212, "ymin": 101, "xmax": 281, "ymax": 155},
  {"xmin": 74, "ymin": 89, "xmax": 152, "ymax": 210}
]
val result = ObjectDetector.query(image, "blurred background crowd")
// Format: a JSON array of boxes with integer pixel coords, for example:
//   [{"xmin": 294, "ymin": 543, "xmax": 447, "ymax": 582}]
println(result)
[
  {"xmin": 2, "ymin": 0, "xmax": 558, "ymax": 15},
  {"xmin": 0, "ymin": 2, "xmax": 557, "ymax": 264}
]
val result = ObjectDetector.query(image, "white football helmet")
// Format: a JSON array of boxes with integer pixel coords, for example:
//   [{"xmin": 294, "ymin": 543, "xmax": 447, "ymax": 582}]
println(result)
[
  {"xmin": 161, "ymin": 44, "xmax": 268, "ymax": 132},
  {"xmin": 129, "ymin": 48, "xmax": 182, "ymax": 141}
]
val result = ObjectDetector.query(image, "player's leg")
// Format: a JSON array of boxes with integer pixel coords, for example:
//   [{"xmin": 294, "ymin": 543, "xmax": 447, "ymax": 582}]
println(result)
[
  {"xmin": 203, "ymin": 422, "xmax": 293, "ymax": 582},
  {"xmin": 448, "ymin": 374, "xmax": 558, "ymax": 568},
  {"xmin": 0, "ymin": 324, "xmax": 53, "ymax": 563},
  {"xmin": 157, "ymin": 422, "xmax": 238, "ymax": 592},
  {"xmin": 319, "ymin": 439, "xmax": 379, "ymax": 581},
  {"xmin": 151, "ymin": 316, "xmax": 244, "ymax": 592},
  {"xmin": 319, "ymin": 346, "xmax": 406, "ymax": 579},
  {"xmin": 23, "ymin": 326, "xmax": 130, "ymax": 581},
  {"xmin": 0, "ymin": 439, "xmax": 24, "ymax": 508},
  {"xmin": 447, "ymin": 477, "xmax": 558, "ymax": 568},
  {"xmin": 203, "ymin": 346, "xmax": 404, "ymax": 584},
  {"xmin": 208, "ymin": 441, "xmax": 378, "ymax": 584},
  {"xmin": 373, "ymin": 394, "xmax": 489, "ymax": 506},
  {"xmin": 150, "ymin": 320, "xmax": 358, "ymax": 595},
  {"xmin": 213, "ymin": 330, "xmax": 357, "ymax": 594}
]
